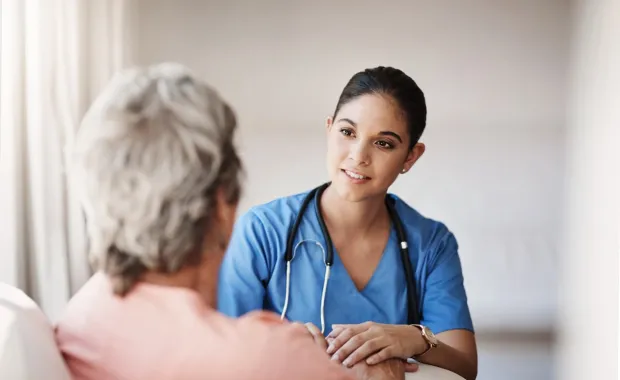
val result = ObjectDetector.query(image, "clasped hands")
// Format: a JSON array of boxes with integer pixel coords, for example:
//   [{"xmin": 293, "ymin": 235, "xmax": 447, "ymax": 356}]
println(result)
[{"xmin": 302, "ymin": 321, "xmax": 423, "ymax": 380}]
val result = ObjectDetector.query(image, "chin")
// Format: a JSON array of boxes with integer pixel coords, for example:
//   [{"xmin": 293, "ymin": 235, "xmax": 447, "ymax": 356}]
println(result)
[{"xmin": 331, "ymin": 177, "xmax": 376, "ymax": 203}]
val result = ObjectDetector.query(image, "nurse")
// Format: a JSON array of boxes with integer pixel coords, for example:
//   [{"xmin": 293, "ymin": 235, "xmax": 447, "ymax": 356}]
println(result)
[{"xmin": 218, "ymin": 66, "xmax": 477, "ymax": 380}]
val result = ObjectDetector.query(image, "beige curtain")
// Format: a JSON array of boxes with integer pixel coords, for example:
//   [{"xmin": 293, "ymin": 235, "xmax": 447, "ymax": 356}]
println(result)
[{"xmin": 0, "ymin": 0, "xmax": 137, "ymax": 322}]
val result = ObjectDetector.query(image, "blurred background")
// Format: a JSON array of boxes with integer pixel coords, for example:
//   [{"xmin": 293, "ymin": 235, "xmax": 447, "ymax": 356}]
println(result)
[{"xmin": 1, "ymin": 1, "xmax": 618, "ymax": 379}]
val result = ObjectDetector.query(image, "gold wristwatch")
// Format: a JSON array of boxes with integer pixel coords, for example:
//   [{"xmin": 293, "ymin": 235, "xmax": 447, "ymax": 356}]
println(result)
[{"xmin": 411, "ymin": 324, "xmax": 439, "ymax": 357}]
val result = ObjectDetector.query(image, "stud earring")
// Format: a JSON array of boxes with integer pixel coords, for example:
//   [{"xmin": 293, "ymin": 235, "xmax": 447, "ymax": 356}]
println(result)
[{"xmin": 401, "ymin": 169, "xmax": 407, "ymax": 174}]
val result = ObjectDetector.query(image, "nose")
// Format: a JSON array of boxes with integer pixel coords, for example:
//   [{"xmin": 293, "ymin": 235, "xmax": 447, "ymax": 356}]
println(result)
[{"xmin": 348, "ymin": 140, "xmax": 370, "ymax": 165}]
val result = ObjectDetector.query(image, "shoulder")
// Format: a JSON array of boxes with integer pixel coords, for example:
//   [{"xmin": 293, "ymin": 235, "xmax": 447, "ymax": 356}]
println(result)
[
  {"xmin": 234, "ymin": 190, "xmax": 312, "ymax": 234},
  {"xmin": 245, "ymin": 190, "xmax": 310, "ymax": 222},
  {"xmin": 225, "ymin": 190, "xmax": 315, "ymax": 268},
  {"xmin": 55, "ymin": 274, "xmax": 116, "ymax": 365},
  {"xmin": 389, "ymin": 194, "xmax": 459, "ymax": 262},
  {"xmin": 389, "ymin": 194, "xmax": 454, "ymax": 240}
]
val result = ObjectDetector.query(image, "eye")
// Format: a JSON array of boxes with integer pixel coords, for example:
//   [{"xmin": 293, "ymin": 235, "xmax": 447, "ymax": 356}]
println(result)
[
  {"xmin": 339, "ymin": 128, "xmax": 354, "ymax": 137},
  {"xmin": 375, "ymin": 140, "xmax": 394, "ymax": 150}
]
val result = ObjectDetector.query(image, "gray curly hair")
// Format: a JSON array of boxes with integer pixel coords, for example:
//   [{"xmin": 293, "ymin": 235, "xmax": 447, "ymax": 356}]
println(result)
[{"xmin": 67, "ymin": 63, "xmax": 242, "ymax": 295}]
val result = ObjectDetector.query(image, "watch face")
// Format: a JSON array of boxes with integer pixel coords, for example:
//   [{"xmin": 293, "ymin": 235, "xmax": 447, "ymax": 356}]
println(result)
[{"xmin": 424, "ymin": 327, "xmax": 439, "ymax": 345}]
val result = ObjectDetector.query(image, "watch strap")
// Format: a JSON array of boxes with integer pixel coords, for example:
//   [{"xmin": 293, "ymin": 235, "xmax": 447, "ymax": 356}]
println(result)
[{"xmin": 411, "ymin": 324, "xmax": 437, "ymax": 358}]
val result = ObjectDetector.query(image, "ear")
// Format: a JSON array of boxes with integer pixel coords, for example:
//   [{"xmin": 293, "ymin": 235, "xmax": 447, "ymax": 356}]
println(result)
[
  {"xmin": 401, "ymin": 143, "xmax": 425, "ymax": 174},
  {"xmin": 326, "ymin": 116, "xmax": 334, "ymax": 132}
]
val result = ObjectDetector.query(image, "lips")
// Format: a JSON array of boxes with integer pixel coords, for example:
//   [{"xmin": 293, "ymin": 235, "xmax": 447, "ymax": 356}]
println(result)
[{"xmin": 342, "ymin": 169, "xmax": 370, "ymax": 180}]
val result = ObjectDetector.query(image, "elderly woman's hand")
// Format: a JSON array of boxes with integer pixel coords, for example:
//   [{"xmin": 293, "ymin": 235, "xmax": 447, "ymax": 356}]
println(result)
[
  {"xmin": 326, "ymin": 322, "xmax": 425, "ymax": 367},
  {"xmin": 348, "ymin": 358, "xmax": 419, "ymax": 380},
  {"xmin": 294, "ymin": 322, "xmax": 328, "ymax": 352}
]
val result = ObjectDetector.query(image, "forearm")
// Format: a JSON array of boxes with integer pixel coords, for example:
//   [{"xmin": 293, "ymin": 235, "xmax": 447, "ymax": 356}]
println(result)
[
  {"xmin": 415, "ymin": 339, "xmax": 477, "ymax": 380},
  {"xmin": 324, "ymin": 322, "xmax": 476, "ymax": 379}
]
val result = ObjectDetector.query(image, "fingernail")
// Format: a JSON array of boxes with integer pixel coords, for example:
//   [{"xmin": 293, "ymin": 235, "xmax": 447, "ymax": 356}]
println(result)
[
  {"xmin": 326, "ymin": 345, "xmax": 334, "ymax": 354},
  {"xmin": 343, "ymin": 359, "xmax": 351, "ymax": 367},
  {"xmin": 331, "ymin": 353, "xmax": 339, "ymax": 362}
]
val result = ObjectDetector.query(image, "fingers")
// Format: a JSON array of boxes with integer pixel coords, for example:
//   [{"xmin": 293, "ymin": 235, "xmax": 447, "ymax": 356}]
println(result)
[
  {"xmin": 366, "ymin": 344, "xmax": 394, "ymax": 365},
  {"xmin": 326, "ymin": 323, "xmax": 371, "ymax": 354},
  {"xmin": 326, "ymin": 326, "xmax": 344, "ymax": 340},
  {"xmin": 327, "ymin": 322, "xmax": 368, "ymax": 339},
  {"xmin": 305, "ymin": 322, "xmax": 322, "ymax": 336},
  {"xmin": 365, "ymin": 346, "xmax": 394, "ymax": 365},
  {"xmin": 404, "ymin": 362, "xmax": 420, "ymax": 373},
  {"xmin": 326, "ymin": 335, "xmax": 335, "ymax": 346},
  {"xmin": 367, "ymin": 350, "xmax": 418, "ymax": 371},
  {"xmin": 341, "ymin": 337, "xmax": 385, "ymax": 367},
  {"xmin": 332, "ymin": 323, "xmax": 355, "ymax": 328},
  {"xmin": 331, "ymin": 329, "xmax": 382, "ymax": 366},
  {"xmin": 305, "ymin": 322, "xmax": 327, "ymax": 351},
  {"xmin": 326, "ymin": 326, "xmax": 358, "ymax": 355}
]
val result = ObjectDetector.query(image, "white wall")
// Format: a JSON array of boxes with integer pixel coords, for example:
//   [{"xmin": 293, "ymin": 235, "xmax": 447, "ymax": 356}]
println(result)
[
  {"xmin": 135, "ymin": 1, "xmax": 570, "ymax": 378},
  {"xmin": 557, "ymin": 0, "xmax": 620, "ymax": 379}
]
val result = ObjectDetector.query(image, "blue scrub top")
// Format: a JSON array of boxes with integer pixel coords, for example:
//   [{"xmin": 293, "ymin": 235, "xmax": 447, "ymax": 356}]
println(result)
[{"xmin": 217, "ymin": 189, "xmax": 474, "ymax": 336}]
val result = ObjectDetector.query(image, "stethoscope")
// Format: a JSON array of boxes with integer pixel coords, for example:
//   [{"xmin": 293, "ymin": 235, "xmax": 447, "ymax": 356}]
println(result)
[{"xmin": 280, "ymin": 182, "xmax": 420, "ymax": 334}]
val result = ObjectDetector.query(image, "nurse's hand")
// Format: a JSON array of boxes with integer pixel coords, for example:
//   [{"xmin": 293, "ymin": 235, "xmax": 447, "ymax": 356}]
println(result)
[{"xmin": 326, "ymin": 322, "xmax": 425, "ymax": 367}]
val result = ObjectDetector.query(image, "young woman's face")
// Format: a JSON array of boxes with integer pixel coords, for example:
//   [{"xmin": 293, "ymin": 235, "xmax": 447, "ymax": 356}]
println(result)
[{"xmin": 326, "ymin": 94, "xmax": 424, "ymax": 203}]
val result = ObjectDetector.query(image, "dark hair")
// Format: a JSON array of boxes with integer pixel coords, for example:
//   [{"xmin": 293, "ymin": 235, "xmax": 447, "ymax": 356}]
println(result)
[{"xmin": 332, "ymin": 66, "xmax": 427, "ymax": 149}]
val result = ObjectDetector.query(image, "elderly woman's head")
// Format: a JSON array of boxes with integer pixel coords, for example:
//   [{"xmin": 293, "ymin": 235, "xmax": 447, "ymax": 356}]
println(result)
[{"xmin": 68, "ymin": 63, "xmax": 242, "ymax": 296}]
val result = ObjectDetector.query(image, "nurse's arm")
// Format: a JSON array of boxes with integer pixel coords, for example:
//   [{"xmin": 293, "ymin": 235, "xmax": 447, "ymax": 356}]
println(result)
[
  {"xmin": 414, "ymin": 231, "xmax": 478, "ymax": 380},
  {"xmin": 413, "ymin": 328, "xmax": 477, "ymax": 380},
  {"xmin": 217, "ymin": 210, "xmax": 273, "ymax": 316}
]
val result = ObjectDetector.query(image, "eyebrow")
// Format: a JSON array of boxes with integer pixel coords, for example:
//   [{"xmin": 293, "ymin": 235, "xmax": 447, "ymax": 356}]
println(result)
[
  {"xmin": 378, "ymin": 131, "xmax": 403, "ymax": 143},
  {"xmin": 336, "ymin": 118, "xmax": 403, "ymax": 143}
]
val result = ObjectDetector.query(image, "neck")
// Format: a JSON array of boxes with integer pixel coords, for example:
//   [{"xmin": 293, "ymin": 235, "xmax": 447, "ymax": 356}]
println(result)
[
  {"xmin": 140, "ymin": 252, "xmax": 220, "ymax": 308},
  {"xmin": 320, "ymin": 185, "xmax": 389, "ymax": 236}
]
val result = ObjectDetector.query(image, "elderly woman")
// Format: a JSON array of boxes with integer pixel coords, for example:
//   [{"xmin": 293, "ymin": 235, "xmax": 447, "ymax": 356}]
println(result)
[{"xmin": 54, "ymin": 63, "xmax": 357, "ymax": 380}]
